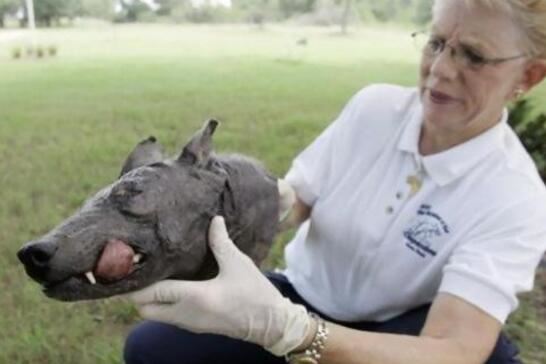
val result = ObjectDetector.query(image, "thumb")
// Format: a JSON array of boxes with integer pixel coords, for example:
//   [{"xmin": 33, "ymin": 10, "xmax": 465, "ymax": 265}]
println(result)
[
  {"xmin": 278, "ymin": 179, "xmax": 295, "ymax": 222},
  {"xmin": 208, "ymin": 216, "xmax": 245, "ymax": 267}
]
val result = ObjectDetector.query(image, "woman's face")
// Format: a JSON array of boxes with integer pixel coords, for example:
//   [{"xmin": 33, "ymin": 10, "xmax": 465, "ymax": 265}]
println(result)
[{"xmin": 419, "ymin": 0, "xmax": 528, "ymax": 139}]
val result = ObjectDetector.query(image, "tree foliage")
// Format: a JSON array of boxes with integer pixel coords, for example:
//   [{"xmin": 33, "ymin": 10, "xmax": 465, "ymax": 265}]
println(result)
[
  {"xmin": 15, "ymin": 0, "xmax": 440, "ymax": 27},
  {"xmin": 115, "ymin": 0, "xmax": 152, "ymax": 22},
  {"xmin": 20, "ymin": 0, "xmax": 83, "ymax": 26},
  {"xmin": 0, "ymin": 0, "xmax": 18, "ymax": 27},
  {"xmin": 413, "ymin": 0, "xmax": 433, "ymax": 26},
  {"xmin": 509, "ymin": 99, "xmax": 546, "ymax": 182},
  {"xmin": 80, "ymin": 0, "xmax": 115, "ymax": 20},
  {"xmin": 277, "ymin": 0, "xmax": 316, "ymax": 18}
]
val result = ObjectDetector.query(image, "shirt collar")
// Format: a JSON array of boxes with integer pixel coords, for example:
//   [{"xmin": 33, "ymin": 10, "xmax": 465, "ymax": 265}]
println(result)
[{"xmin": 397, "ymin": 102, "xmax": 508, "ymax": 186}]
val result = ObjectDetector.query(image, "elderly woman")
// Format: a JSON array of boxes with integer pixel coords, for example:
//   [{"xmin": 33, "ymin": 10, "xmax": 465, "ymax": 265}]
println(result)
[{"xmin": 124, "ymin": 0, "xmax": 546, "ymax": 363}]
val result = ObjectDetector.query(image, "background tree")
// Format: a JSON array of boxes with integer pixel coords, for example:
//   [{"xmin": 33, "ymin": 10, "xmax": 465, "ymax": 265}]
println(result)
[
  {"xmin": 340, "ymin": 0, "xmax": 352, "ymax": 34},
  {"xmin": 249, "ymin": 0, "xmax": 273, "ymax": 27},
  {"xmin": 0, "ymin": 0, "xmax": 18, "ymax": 27},
  {"xmin": 277, "ymin": 0, "xmax": 316, "ymax": 19},
  {"xmin": 231, "ymin": 0, "xmax": 276, "ymax": 26},
  {"xmin": 115, "ymin": 0, "xmax": 152, "ymax": 22},
  {"xmin": 413, "ymin": 0, "xmax": 433, "ymax": 26},
  {"xmin": 369, "ymin": 0, "xmax": 397, "ymax": 22},
  {"xmin": 155, "ymin": 0, "xmax": 184, "ymax": 16},
  {"xmin": 80, "ymin": 0, "xmax": 115, "ymax": 20},
  {"xmin": 29, "ymin": 0, "xmax": 82, "ymax": 27}
]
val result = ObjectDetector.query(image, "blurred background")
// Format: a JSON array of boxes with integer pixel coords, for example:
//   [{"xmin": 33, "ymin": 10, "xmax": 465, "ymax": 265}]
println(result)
[{"xmin": 0, "ymin": 0, "xmax": 545, "ymax": 363}]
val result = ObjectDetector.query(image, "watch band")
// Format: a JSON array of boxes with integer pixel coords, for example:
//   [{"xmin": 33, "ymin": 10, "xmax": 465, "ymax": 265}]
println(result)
[{"xmin": 285, "ymin": 313, "xmax": 329, "ymax": 364}]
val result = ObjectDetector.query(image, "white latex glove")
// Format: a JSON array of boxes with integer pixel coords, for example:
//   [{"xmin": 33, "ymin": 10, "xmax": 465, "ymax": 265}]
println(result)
[
  {"xmin": 278, "ymin": 178, "xmax": 296, "ymax": 222},
  {"xmin": 129, "ymin": 216, "xmax": 312, "ymax": 356}
]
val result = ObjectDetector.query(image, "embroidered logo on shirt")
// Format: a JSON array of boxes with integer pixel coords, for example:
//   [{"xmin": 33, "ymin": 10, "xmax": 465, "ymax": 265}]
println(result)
[{"xmin": 403, "ymin": 204, "xmax": 450, "ymax": 258}]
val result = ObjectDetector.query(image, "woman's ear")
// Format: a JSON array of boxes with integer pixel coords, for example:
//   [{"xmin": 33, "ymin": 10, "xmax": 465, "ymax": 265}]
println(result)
[{"xmin": 520, "ymin": 59, "xmax": 546, "ymax": 93}]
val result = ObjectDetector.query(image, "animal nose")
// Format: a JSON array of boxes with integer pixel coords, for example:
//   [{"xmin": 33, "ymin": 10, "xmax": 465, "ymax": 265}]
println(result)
[{"xmin": 18, "ymin": 241, "xmax": 58, "ymax": 269}]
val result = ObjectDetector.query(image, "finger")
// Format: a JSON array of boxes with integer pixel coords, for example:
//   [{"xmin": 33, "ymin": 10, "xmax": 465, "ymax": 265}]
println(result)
[
  {"xmin": 138, "ymin": 303, "xmax": 179, "ymax": 323},
  {"xmin": 128, "ymin": 280, "xmax": 202, "ymax": 305},
  {"xmin": 209, "ymin": 216, "xmax": 230, "ymax": 244},
  {"xmin": 208, "ymin": 216, "xmax": 244, "ymax": 266},
  {"xmin": 128, "ymin": 281, "xmax": 178, "ymax": 305}
]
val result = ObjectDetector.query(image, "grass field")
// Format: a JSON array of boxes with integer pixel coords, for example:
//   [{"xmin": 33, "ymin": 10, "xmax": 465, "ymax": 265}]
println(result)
[{"xmin": 1, "ymin": 23, "xmax": 545, "ymax": 363}]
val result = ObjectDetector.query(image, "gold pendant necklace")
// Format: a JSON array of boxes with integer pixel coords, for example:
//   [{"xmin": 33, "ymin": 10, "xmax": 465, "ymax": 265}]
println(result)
[
  {"xmin": 406, "ymin": 157, "xmax": 424, "ymax": 197},
  {"xmin": 406, "ymin": 175, "xmax": 423, "ymax": 197}
]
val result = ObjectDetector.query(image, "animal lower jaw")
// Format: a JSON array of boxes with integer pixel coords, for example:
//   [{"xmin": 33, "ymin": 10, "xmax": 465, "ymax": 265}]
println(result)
[
  {"xmin": 42, "ymin": 265, "xmax": 149, "ymax": 301},
  {"xmin": 41, "ymin": 252, "xmax": 149, "ymax": 301}
]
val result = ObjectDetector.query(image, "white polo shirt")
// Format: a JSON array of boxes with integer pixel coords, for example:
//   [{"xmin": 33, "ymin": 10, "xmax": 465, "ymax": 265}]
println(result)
[{"xmin": 283, "ymin": 84, "xmax": 546, "ymax": 324}]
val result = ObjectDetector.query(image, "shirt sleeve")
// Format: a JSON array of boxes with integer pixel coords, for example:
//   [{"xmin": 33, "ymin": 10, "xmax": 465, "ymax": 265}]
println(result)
[
  {"xmin": 284, "ymin": 90, "xmax": 365, "ymax": 206},
  {"xmin": 438, "ymin": 195, "xmax": 546, "ymax": 323}
]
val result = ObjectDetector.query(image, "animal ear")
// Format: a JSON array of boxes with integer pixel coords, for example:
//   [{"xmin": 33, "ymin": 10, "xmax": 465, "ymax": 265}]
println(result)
[
  {"xmin": 120, "ymin": 136, "xmax": 165, "ymax": 177},
  {"xmin": 178, "ymin": 119, "xmax": 219, "ymax": 166}
]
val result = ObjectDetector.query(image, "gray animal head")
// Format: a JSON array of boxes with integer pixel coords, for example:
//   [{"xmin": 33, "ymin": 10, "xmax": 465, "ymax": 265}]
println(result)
[{"xmin": 18, "ymin": 120, "xmax": 279, "ymax": 301}]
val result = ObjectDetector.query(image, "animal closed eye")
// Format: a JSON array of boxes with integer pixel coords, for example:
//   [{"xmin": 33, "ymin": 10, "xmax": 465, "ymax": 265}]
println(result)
[
  {"xmin": 113, "ymin": 185, "xmax": 157, "ymax": 218},
  {"xmin": 126, "ymin": 186, "xmax": 144, "ymax": 195},
  {"xmin": 112, "ymin": 186, "xmax": 142, "ymax": 199},
  {"xmin": 148, "ymin": 162, "xmax": 167, "ymax": 169},
  {"xmin": 118, "ymin": 195, "xmax": 155, "ymax": 218}
]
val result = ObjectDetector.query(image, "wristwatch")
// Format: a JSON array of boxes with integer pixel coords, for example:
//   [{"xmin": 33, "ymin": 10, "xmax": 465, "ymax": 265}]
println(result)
[{"xmin": 285, "ymin": 313, "xmax": 329, "ymax": 364}]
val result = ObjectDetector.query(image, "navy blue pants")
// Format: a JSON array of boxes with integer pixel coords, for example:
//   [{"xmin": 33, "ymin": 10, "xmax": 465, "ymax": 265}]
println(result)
[{"xmin": 124, "ymin": 272, "xmax": 521, "ymax": 364}]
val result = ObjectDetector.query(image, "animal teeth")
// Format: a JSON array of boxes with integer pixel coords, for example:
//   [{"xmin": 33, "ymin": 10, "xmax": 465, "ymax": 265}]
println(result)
[
  {"xmin": 133, "ymin": 254, "xmax": 142, "ymax": 264},
  {"xmin": 85, "ymin": 271, "xmax": 97, "ymax": 285}
]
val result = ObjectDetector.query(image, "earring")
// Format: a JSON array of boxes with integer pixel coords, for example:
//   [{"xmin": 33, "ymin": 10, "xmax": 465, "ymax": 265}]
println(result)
[{"xmin": 514, "ymin": 88, "xmax": 525, "ymax": 100}]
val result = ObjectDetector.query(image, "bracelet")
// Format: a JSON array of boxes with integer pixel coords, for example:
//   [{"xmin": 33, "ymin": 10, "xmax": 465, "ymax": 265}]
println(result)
[{"xmin": 285, "ymin": 313, "xmax": 329, "ymax": 364}]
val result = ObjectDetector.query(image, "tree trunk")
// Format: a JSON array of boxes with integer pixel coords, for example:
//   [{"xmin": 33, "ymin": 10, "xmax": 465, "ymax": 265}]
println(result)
[
  {"xmin": 19, "ymin": 7, "xmax": 27, "ymax": 28},
  {"xmin": 340, "ymin": 0, "xmax": 352, "ymax": 35}
]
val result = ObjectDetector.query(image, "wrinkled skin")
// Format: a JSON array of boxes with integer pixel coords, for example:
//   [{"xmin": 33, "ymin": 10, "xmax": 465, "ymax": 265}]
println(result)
[{"xmin": 17, "ymin": 120, "xmax": 279, "ymax": 301}]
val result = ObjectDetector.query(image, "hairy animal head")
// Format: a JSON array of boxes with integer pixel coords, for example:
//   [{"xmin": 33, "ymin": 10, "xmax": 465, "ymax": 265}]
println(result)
[{"xmin": 17, "ymin": 120, "xmax": 279, "ymax": 301}]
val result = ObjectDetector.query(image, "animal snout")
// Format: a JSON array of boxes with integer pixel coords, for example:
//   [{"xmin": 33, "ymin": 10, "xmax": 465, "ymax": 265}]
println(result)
[{"xmin": 18, "ymin": 241, "xmax": 58, "ymax": 282}]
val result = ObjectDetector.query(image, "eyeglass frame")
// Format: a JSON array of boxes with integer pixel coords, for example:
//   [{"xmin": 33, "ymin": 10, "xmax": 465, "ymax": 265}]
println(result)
[{"xmin": 411, "ymin": 31, "xmax": 528, "ymax": 69}]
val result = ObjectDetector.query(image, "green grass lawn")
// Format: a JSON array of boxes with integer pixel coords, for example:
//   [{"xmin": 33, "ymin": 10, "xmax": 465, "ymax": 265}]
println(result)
[{"xmin": 1, "ymin": 23, "xmax": 545, "ymax": 363}]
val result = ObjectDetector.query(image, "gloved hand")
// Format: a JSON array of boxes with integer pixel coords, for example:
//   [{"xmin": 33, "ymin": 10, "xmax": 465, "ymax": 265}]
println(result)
[
  {"xmin": 278, "ymin": 178, "xmax": 296, "ymax": 222},
  {"xmin": 128, "ymin": 216, "xmax": 313, "ymax": 356}
]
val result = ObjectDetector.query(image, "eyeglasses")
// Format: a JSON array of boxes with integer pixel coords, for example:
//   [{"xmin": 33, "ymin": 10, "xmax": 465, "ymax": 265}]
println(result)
[{"xmin": 411, "ymin": 31, "xmax": 527, "ymax": 70}]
